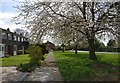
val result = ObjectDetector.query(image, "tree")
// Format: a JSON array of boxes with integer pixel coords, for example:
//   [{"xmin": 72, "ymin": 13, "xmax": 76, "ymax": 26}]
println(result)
[
  {"xmin": 115, "ymin": 2, "xmax": 120, "ymax": 48},
  {"xmin": 14, "ymin": 28, "xmax": 29, "ymax": 37},
  {"xmin": 95, "ymin": 38, "xmax": 105, "ymax": 48},
  {"xmin": 14, "ymin": 1, "xmax": 120, "ymax": 60},
  {"xmin": 107, "ymin": 39, "xmax": 116, "ymax": 47}
]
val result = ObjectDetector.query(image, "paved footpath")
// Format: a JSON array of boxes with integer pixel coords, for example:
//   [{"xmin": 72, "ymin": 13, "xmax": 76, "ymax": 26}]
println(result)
[
  {"xmin": 0, "ymin": 67, "xmax": 30, "ymax": 82},
  {"xmin": 24, "ymin": 52, "xmax": 64, "ymax": 82}
]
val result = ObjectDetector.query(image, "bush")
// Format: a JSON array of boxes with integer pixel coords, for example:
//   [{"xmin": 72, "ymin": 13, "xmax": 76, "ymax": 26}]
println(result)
[
  {"xmin": 27, "ymin": 45, "xmax": 42, "ymax": 66},
  {"xmin": 17, "ymin": 45, "xmax": 43, "ymax": 72},
  {"xmin": 37, "ymin": 44, "xmax": 48, "ymax": 55},
  {"xmin": 35, "ymin": 44, "xmax": 48, "ymax": 60},
  {"xmin": 17, "ymin": 50, "xmax": 24, "ymax": 55},
  {"xmin": 17, "ymin": 63, "xmax": 39, "ymax": 72},
  {"xmin": 55, "ymin": 46, "xmax": 62, "ymax": 51}
]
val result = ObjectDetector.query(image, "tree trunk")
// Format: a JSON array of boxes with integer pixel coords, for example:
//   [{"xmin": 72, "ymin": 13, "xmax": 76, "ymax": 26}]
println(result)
[
  {"xmin": 62, "ymin": 46, "xmax": 65, "ymax": 52},
  {"xmin": 88, "ymin": 38, "xmax": 97, "ymax": 60},
  {"xmin": 75, "ymin": 44, "xmax": 77, "ymax": 54}
]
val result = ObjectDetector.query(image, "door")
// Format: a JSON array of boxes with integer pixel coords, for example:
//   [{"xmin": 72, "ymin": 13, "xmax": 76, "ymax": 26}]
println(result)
[
  {"xmin": 22, "ymin": 46, "xmax": 24, "ymax": 54},
  {"xmin": 14, "ymin": 45, "xmax": 17, "ymax": 55},
  {"xmin": 0, "ymin": 44, "xmax": 5, "ymax": 57}
]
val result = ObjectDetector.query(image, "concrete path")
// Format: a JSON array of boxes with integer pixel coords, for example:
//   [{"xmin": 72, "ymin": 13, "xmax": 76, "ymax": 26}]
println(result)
[
  {"xmin": 0, "ymin": 67, "xmax": 30, "ymax": 82},
  {"xmin": 24, "ymin": 52, "xmax": 64, "ymax": 82}
]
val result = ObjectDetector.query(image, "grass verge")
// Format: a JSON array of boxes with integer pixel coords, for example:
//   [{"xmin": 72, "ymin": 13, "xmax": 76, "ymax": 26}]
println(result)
[
  {"xmin": 0, "ymin": 54, "xmax": 30, "ymax": 67},
  {"xmin": 54, "ymin": 51, "xmax": 119, "ymax": 81}
]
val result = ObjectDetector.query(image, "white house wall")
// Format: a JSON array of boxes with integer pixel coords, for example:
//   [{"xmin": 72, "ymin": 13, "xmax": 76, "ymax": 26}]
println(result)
[
  {"xmin": 0, "ymin": 29, "xmax": 5, "ymax": 57},
  {"xmin": 0, "ymin": 28, "xmax": 2, "ymax": 44}
]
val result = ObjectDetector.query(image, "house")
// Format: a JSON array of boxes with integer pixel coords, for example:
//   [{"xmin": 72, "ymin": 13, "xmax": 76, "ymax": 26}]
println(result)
[
  {"xmin": 0, "ymin": 28, "xmax": 29, "ymax": 57},
  {"xmin": 44, "ymin": 41, "xmax": 55, "ymax": 51}
]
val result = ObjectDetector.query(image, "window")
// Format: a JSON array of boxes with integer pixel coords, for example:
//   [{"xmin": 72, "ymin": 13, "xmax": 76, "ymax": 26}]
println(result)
[
  {"xmin": 2, "ymin": 32, "xmax": 7, "ymax": 39},
  {"xmin": 2, "ymin": 46, "xmax": 4, "ymax": 51},
  {"xmin": 21, "ymin": 38, "xmax": 23, "ymax": 42},
  {"xmin": 18, "ymin": 37, "xmax": 20, "ymax": 42},
  {"xmin": 14, "ymin": 35, "xmax": 17, "ymax": 41},
  {"xmin": 14, "ymin": 45, "xmax": 17, "ymax": 51},
  {"xmin": 5, "ymin": 45, "xmax": 7, "ymax": 53},
  {"xmin": 26, "ymin": 38, "xmax": 28, "ymax": 41},
  {"xmin": 8, "ymin": 34, "xmax": 12, "ymax": 40},
  {"xmin": 0, "ymin": 45, "xmax": 1, "ymax": 51}
]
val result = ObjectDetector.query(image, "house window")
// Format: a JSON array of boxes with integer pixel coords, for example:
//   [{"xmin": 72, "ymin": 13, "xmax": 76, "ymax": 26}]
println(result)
[
  {"xmin": 14, "ymin": 35, "xmax": 17, "ymax": 41},
  {"xmin": 2, "ymin": 46, "xmax": 4, "ymax": 51},
  {"xmin": 26, "ymin": 38, "xmax": 28, "ymax": 41},
  {"xmin": 2, "ymin": 32, "xmax": 7, "ymax": 39},
  {"xmin": 5, "ymin": 45, "xmax": 8, "ymax": 53},
  {"xmin": 0, "ymin": 45, "xmax": 1, "ymax": 51},
  {"xmin": 8, "ymin": 34, "xmax": 12, "ymax": 40},
  {"xmin": 21, "ymin": 38, "xmax": 23, "ymax": 42},
  {"xmin": 14, "ymin": 45, "xmax": 17, "ymax": 51},
  {"xmin": 18, "ymin": 37, "xmax": 20, "ymax": 42}
]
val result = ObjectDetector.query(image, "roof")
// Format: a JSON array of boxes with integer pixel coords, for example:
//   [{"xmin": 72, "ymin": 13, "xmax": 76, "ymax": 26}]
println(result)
[{"xmin": 0, "ymin": 27, "xmax": 26, "ymax": 38}]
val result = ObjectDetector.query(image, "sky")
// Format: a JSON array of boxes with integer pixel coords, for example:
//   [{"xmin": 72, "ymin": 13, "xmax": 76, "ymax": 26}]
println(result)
[
  {"xmin": 0, "ymin": 0, "xmax": 26, "ymax": 32},
  {"xmin": 0, "ymin": 0, "xmax": 110, "ymax": 45}
]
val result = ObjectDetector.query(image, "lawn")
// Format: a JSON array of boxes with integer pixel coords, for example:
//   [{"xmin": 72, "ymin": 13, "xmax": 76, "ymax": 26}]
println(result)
[
  {"xmin": 54, "ymin": 51, "xmax": 119, "ymax": 81},
  {"xmin": 0, "ymin": 54, "xmax": 30, "ymax": 67}
]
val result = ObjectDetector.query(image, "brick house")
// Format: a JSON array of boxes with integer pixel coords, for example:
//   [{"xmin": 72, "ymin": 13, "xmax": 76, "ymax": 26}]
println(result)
[
  {"xmin": 44, "ymin": 41, "xmax": 55, "ymax": 51},
  {"xmin": 0, "ymin": 28, "xmax": 29, "ymax": 57}
]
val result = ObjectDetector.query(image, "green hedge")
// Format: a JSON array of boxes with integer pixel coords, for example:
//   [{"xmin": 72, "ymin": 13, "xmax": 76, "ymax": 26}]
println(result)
[{"xmin": 17, "ymin": 50, "xmax": 24, "ymax": 55}]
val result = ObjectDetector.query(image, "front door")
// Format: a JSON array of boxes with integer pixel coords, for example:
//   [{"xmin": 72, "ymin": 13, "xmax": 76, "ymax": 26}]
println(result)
[
  {"xmin": 22, "ymin": 46, "xmax": 24, "ymax": 54},
  {"xmin": 14, "ymin": 45, "xmax": 17, "ymax": 55},
  {"xmin": 0, "ymin": 44, "xmax": 5, "ymax": 57}
]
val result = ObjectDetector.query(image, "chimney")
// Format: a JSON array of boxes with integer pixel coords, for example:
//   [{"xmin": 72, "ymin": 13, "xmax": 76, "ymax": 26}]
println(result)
[{"xmin": 7, "ymin": 28, "xmax": 10, "ymax": 31}]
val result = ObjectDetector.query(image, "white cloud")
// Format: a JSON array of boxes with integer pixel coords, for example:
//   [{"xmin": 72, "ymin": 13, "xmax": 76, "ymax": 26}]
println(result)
[
  {"xmin": 0, "ymin": 0, "xmax": 23, "ymax": 3},
  {"xmin": 0, "ymin": 12, "xmax": 18, "ymax": 19},
  {"xmin": 0, "ymin": 0, "xmax": 36, "ymax": 3},
  {"xmin": 0, "ymin": 11, "xmax": 26, "ymax": 32}
]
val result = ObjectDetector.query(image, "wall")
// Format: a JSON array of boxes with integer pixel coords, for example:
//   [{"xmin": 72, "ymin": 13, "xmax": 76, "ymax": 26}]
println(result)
[{"xmin": 0, "ymin": 28, "xmax": 2, "ymax": 44}]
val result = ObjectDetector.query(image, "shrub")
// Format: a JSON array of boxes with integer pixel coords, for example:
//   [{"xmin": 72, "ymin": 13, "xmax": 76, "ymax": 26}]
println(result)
[
  {"xmin": 17, "ymin": 45, "xmax": 43, "ymax": 72},
  {"xmin": 17, "ymin": 50, "xmax": 24, "ymax": 55},
  {"xmin": 41, "ymin": 44, "xmax": 49, "ymax": 55},
  {"xmin": 55, "ymin": 46, "xmax": 62, "ymax": 51},
  {"xmin": 27, "ymin": 45, "xmax": 42, "ymax": 66},
  {"xmin": 17, "ymin": 63, "xmax": 38, "ymax": 72},
  {"xmin": 40, "ymin": 44, "xmax": 49, "ymax": 60},
  {"xmin": 35, "ymin": 44, "xmax": 48, "ymax": 60}
]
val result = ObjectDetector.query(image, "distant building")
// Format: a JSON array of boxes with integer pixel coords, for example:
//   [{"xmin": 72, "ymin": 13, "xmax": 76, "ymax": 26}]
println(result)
[
  {"xmin": 44, "ymin": 41, "xmax": 55, "ymax": 51},
  {"xmin": 0, "ymin": 28, "xmax": 29, "ymax": 57}
]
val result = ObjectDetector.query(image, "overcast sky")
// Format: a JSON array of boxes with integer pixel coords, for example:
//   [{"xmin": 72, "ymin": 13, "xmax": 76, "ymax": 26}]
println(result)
[{"xmin": 0, "ymin": 0, "xmax": 26, "ymax": 32}]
